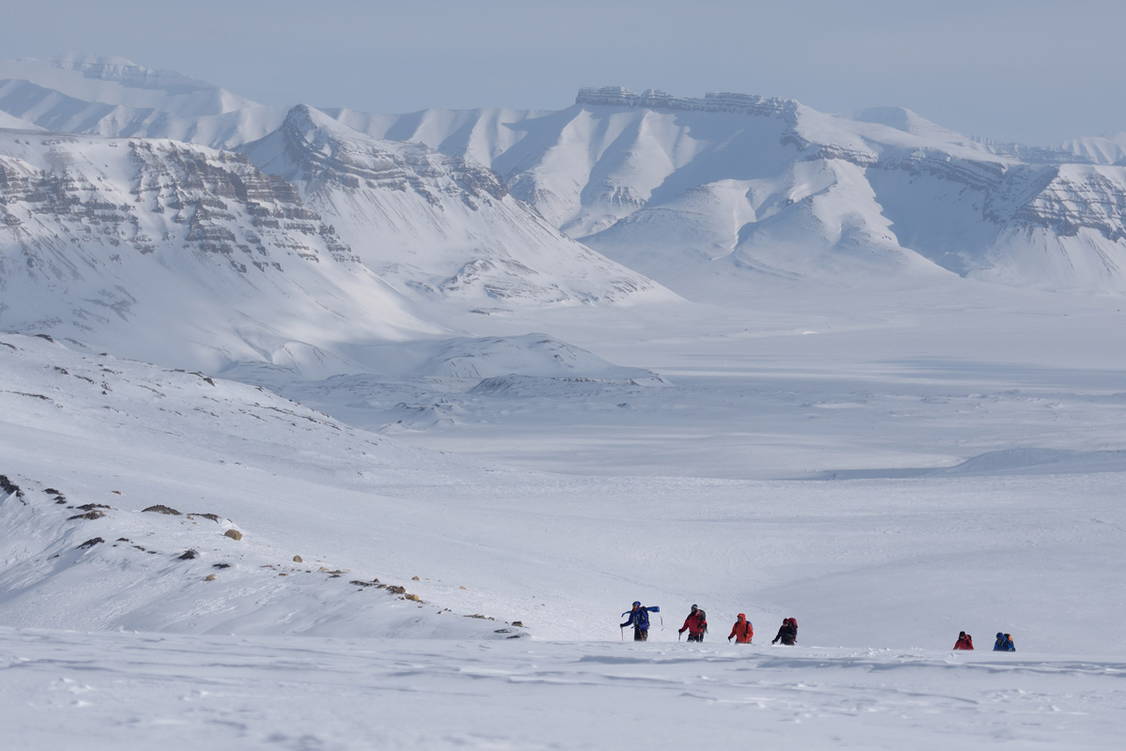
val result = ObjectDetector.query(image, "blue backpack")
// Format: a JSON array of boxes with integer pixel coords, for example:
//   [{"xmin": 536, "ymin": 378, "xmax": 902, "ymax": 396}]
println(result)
[{"xmin": 623, "ymin": 605, "xmax": 660, "ymax": 630}]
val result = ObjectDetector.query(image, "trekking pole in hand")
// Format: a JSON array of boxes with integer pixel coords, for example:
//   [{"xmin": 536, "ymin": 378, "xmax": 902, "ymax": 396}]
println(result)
[{"xmin": 620, "ymin": 626, "xmax": 624, "ymax": 641}]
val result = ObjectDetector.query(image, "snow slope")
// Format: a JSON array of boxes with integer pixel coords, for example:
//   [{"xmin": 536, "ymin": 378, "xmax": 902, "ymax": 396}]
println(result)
[
  {"xmin": 6, "ymin": 281, "xmax": 1126, "ymax": 748},
  {"xmin": 239, "ymin": 105, "xmax": 671, "ymax": 307},
  {"xmin": 0, "ymin": 333, "xmax": 521, "ymax": 638},
  {"xmin": 0, "ymin": 129, "xmax": 438, "ymax": 373},
  {"xmin": 9, "ymin": 288, "xmax": 1126, "ymax": 653},
  {"xmin": 0, "ymin": 112, "xmax": 43, "ymax": 131}
]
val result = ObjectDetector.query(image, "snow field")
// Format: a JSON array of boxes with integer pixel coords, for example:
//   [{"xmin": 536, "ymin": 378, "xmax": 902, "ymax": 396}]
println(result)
[{"xmin": 3, "ymin": 628, "xmax": 1124, "ymax": 750}]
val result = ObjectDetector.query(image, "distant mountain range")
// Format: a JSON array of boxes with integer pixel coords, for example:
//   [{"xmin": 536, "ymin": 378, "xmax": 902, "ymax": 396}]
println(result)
[
  {"xmin": 0, "ymin": 57, "xmax": 669, "ymax": 371},
  {"xmin": 3, "ymin": 53, "xmax": 1126, "ymax": 363}
]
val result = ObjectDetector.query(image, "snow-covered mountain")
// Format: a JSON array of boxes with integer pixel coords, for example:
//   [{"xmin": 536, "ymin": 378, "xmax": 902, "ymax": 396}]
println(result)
[
  {"xmin": 1063, "ymin": 132, "xmax": 1126, "ymax": 166},
  {"xmin": 6, "ymin": 56, "xmax": 1126, "ymax": 296},
  {"xmin": 0, "ymin": 55, "xmax": 284, "ymax": 148},
  {"xmin": 356, "ymin": 87, "xmax": 1126, "ymax": 296},
  {"xmin": 0, "ymin": 129, "xmax": 436, "ymax": 373},
  {"xmin": 239, "ymin": 105, "xmax": 670, "ymax": 306}
]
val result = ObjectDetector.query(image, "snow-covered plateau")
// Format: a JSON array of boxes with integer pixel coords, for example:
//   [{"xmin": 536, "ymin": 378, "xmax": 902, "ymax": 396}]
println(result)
[{"xmin": 3, "ymin": 55, "xmax": 1126, "ymax": 749}]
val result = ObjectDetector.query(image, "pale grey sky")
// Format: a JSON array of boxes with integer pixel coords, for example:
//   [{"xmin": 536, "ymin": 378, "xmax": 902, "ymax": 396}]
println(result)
[{"xmin": 4, "ymin": 0, "xmax": 1122, "ymax": 144}]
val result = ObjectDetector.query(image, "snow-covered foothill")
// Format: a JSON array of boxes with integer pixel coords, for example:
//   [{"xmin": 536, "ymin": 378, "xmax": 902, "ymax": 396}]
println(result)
[
  {"xmin": 0, "ymin": 333, "xmax": 521, "ymax": 638},
  {"xmin": 0, "ymin": 111, "xmax": 44, "ymax": 131},
  {"xmin": 360, "ymin": 332, "xmax": 664, "ymax": 381}
]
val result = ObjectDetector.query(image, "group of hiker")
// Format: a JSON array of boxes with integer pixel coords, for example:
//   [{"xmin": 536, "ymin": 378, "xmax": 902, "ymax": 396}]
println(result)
[
  {"xmin": 621, "ymin": 603, "xmax": 1015, "ymax": 651},
  {"xmin": 954, "ymin": 631, "xmax": 1017, "ymax": 651},
  {"xmin": 619, "ymin": 602, "xmax": 797, "ymax": 645}
]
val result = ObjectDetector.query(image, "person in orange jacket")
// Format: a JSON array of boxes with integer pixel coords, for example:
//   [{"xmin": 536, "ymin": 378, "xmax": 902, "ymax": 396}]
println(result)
[
  {"xmin": 728, "ymin": 613, "xmax": 753, "ymax": 644},
  {"xmin": 953, "ymin": 631, "xmax": 974, "ymax": 650}
]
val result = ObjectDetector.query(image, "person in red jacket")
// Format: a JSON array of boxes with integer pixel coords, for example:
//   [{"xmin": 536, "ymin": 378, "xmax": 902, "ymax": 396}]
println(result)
[
  {"xmin": 953, "ymin": 631, "xmax": 974, "ymax": 650},
  {"xmin": 678, "ymin": 604, "xmax": 708, "ymax": 642},
  {"xmin": 728, "ymin": 613, "xmax": 753, "ymax": 644}
]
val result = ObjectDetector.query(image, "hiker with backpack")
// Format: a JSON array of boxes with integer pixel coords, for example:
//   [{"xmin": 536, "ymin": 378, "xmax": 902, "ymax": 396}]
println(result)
[
  {"xmin": 621, "ymin": 601, "xmax": 659, "ymax": 641},
  {"xmin": 993, "ymin": 632, "xmax": 1015, "ymax": 651},
  {"xmin": 678, "ymin": 604, "xmax": 708, "ymax": 642},
  {"xmin": 728, "ymin": 613, "xmax": 753, "ymax": 644},
  {"xmin": 953, "ymin": 631, "xmax": 974, "ymax": 650},
  {"xmin": 771, "ymin": 617, "xmax": 798, "ymax": 645}
]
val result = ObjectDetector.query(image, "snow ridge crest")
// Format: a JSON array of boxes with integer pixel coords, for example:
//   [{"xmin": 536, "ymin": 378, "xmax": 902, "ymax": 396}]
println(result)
[{"xmin": 575, "ymin": 86, "xmax": 797, "ymax": 119}]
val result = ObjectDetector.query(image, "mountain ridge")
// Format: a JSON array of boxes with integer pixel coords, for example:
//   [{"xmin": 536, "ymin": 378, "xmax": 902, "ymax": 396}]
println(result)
[
  {"xmin": 239, "ymin": 104, "xmax": 673, "ymax": 307},
  {"xmin": 2, "ymin": 57, "xmax": 1126, "ymax": 297}
]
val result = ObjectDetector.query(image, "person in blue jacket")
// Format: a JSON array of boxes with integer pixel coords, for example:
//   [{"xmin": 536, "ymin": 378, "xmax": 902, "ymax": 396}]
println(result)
[
  {"xmin": 993, "ymin": 632, "xmax": 1016, "ymax": 651},
  {"xmin": 621, "ymin": 601, "xmax": 651, "ymax": 641}
]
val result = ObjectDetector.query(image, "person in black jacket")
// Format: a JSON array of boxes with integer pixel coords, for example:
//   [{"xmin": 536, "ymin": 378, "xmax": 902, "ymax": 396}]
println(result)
[{"xmin": 771, "ymin": 617, "xmax": 797, "ymax": 645}]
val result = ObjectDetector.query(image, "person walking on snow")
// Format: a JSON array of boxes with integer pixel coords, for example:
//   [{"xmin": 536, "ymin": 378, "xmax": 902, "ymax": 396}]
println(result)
[
  {"xmin": 993, "ymin": 633, "xmax": 1015, "ymax": 651},
  {"xmin": 678, "ymin": 604, "xmax": 708, "ymax": 642},
  {"xmin": 953, "ymin": 631, "xmax": 974, "ymax": 650},
  {"xmin": 772, "ymin": 617, "xmax": 798, "ymax": 645},
  {"xmin": 621, "ymin": 601, "xmax": 653, "ymax": 641},
  {"xmin": 728, "ymin": 613, "xmax": 753, "ymax": 644}
]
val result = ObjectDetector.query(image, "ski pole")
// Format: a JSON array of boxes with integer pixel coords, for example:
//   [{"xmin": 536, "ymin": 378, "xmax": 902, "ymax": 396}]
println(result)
[{"xmin": 620, "ymin": 626, "xmax": 624, "ymax": 641}]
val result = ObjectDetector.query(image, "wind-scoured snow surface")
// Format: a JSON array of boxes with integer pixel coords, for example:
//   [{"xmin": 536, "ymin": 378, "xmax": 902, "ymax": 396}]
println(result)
[{"xmin": 5, "ymin": 630, "xmax": 1124, "ymax": 751}]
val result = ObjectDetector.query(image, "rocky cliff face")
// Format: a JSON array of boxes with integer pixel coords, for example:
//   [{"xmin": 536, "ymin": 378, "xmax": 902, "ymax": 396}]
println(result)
[
  {"xmin": 0, "ymin": 134, "xmax": 352, "ymax": 274},
  {"xmin": 240, "ymin": 105, "xmax": 671, "ymax": 306},
  {"xmin": 0, "ymin": 131, "xmax": 431, "ymax": 372},
  {"xmin": 575, "ymin": 86, "xmax": 797, "ymax": 119}
]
